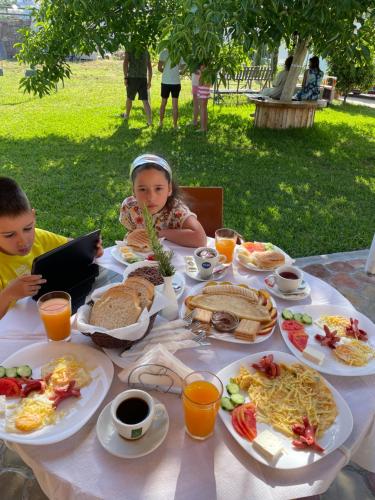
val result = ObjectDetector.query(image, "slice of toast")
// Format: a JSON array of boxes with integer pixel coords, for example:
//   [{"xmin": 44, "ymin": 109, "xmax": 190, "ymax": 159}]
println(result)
[{"xmin": 90, "ymin": 288, "xmax": 141, "ymax": 330}]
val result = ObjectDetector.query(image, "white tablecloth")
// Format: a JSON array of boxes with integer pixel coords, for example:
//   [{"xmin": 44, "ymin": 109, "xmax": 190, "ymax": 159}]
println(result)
[{"xmin": 2, "ymin": 242, "xmax": 375, "ymax": 500}]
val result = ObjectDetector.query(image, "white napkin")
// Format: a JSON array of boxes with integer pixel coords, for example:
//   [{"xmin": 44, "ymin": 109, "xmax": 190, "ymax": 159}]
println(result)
[
  {"xmin": 118, "ymin": 344, "xmax": 193, "ymax": 393},
  {"xmin": 76, "ymin": 283, "xmax": 169, "ymax": 341}
]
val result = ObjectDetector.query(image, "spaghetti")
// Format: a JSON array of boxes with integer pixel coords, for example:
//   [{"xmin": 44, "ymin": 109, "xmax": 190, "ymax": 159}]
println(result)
[{"xmin": 234, "ymin": 363, "xmax": 337, "ymax": 438}]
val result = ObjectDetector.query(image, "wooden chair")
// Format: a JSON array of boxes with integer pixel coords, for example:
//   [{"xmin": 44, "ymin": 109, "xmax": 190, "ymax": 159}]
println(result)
[{"xmin": 180, "ymin": 186, "xmax": 223, "ymax": 238}]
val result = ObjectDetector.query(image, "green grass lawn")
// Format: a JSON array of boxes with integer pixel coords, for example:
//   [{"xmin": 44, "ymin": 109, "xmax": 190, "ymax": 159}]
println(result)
[{"xmin": 0, "ymin": 60, "xmax": 374, "ymax": 257}]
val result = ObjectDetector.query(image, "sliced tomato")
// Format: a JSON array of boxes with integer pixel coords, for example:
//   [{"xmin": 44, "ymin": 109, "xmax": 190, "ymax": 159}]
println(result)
[
  {"xmin": 281, "ymin": 320, "xmax": 305, "ymax": 331},
  {"xmin": 0, "ymin": 378, "xmax": 22, "ymax": 397},
  {"xmin": 232, "ymin": 409, "xmax": 248, "ymax": 439},
  {"xmin": 242, "ymin": 242, "xmax": 265, "ymax": 253},
  {"xmin": 288, "ymin": 330, "xmax": 308, "ymax": 352},
  {"xmin": 242, "ymin": 403, "xmax": 257, "ymax": 441}
]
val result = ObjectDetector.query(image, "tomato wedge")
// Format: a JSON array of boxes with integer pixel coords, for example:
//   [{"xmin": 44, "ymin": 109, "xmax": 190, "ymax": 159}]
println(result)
[
  {"xmin": 231, "ymin": 403, "xmax": 257, "ymax": 442},
  {"xmin": 281, "ymin": 320, "xmax": 305, "ymax": 331},
  {"xmin": 242, "ymin": 242, "xmax": 265, "ymax": 253},
  {"xmin": 0, "ymin": 378, "xmax": 22, "ymax": 397},
  {"xmin": 288, "ymin": 330, "xmax": 308, "ymax": 352}
]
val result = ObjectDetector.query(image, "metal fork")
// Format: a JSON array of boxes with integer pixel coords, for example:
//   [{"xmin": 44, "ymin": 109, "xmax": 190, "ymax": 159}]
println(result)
[{"xmin": 191, "ymin": 329, "xmax": 210, "ymax": 346}]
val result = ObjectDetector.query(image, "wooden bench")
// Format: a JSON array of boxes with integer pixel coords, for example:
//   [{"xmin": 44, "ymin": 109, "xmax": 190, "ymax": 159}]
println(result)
[
  {"xmin": 247, "ymin": 97, "xmax": 327, "ymax": 129},
  {"xmin": 212, "ymin": 66, "xmax": 272, "ymax": 103}
]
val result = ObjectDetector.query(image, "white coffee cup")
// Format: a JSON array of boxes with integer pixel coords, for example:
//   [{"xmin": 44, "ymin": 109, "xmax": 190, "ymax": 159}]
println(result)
[
  {"xmin": 193, "ymin": 247, "xmax": 226, "ymax": 278},
  {"xmin": 273, "ymin": 265, "xmax": 303, "ymax": 292},
  {"xmin": 110, "ymin": 389, "xmax": 163, "ymax": 440}
]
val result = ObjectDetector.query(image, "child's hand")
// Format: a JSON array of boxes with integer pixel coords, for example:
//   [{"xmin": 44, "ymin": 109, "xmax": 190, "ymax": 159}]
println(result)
[
  {"xmin": 5, "ymin": 275, "xmax": 46, "ymax": 301},
  {"xmin": 95, "ymin": 238, "xmax": 104, "ymax": 258}
]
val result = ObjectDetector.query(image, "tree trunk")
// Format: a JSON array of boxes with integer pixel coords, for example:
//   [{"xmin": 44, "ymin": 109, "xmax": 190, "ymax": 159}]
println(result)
[
  {"xmin": 270, "ymin": 47, "xmax": 279, "ymax": 79},
  {"xmin": 280, "ymin": 38, "xmax": 308, "ymax": 101}
]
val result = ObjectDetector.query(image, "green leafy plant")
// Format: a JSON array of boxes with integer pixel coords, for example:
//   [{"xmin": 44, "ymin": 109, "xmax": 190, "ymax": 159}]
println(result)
[{"xmin": 142, "ymin": 207, "xmax": 175, "ymax": 277}]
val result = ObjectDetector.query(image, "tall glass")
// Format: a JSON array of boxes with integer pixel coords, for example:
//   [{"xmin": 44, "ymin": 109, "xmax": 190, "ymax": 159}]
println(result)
[
  {"xmin": 182, "ymin": 371, "xmax": 223, "ymax": 440},
  {"xmin": 37, "ymin": 291, "xmax": 72, "ymax": 342},
  {"xmin": 215, "ymin": 228, "xmax": 237, "ymax": 264}
]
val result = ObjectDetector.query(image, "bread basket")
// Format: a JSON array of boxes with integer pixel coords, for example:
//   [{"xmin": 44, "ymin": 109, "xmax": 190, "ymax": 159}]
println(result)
[{"xmin": 77, "ymin": 282, "xmax": 169, "ymax": 350}]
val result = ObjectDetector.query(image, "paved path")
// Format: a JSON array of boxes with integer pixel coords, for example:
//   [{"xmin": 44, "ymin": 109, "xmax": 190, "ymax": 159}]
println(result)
[
  {"xmin": 338, "ymin": 96, "xmax": 375, "ymax": 108},
  {"xmin": 1, "ymin": 249, "xmax": 375, "ymax": 499}
]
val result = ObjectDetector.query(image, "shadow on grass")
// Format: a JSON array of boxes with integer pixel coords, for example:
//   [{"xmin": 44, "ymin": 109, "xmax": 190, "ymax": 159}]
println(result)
[
  {"xmin": 0, "ymin": 102, "xmax": 374, "ymax": 256},
  {"xmin": 328, "ymin": 101, "xmax": 375, "ymax": 118}
]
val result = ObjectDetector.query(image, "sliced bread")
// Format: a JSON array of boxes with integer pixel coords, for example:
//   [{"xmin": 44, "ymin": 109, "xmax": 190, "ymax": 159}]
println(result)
[{"xmin": 90, "ymin": 287, "xmax": 141, "ymax": 330}]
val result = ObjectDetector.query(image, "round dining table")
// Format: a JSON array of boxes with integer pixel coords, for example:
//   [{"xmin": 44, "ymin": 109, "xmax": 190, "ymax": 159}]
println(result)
[{"xmin": 1, "ymin": 241, "xmax": 375, "ymax": 500}]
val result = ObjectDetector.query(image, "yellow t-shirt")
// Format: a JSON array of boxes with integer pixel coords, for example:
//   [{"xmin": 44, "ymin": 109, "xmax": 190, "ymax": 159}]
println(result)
[{"xmin": 0, "ymin": 228, "xmax": 68, "ymax": 291}]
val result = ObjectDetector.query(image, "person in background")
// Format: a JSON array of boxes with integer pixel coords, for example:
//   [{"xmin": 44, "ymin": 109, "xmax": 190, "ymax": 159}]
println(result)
[
  {"xmin": 121, "ymin": 49, "xmax": 152, "ymax": 126},
  {"xmin": 295, "ymin": 56, "xmax": 324, "ymax": 101},
  {"xmin": 191, "ymin": 65, "xmax": 200, "ymax": 127},
  {"xmin": 0, "ymin": 178, "xmax": 103, "ymax": 319},
  {"xmin": 158, "ymin": 48, "xmax": 186, "ymax": 129},
  {"xmin": 197, "ymin": 64, "xmax": 211, "ymax": 133},
  {"xmin": 261, "ymin": 55, "xmax": 293, "ymax": 100},
  {"xmin": 119, "ymin": 154, "xmax": 206, "ymax": 247}
]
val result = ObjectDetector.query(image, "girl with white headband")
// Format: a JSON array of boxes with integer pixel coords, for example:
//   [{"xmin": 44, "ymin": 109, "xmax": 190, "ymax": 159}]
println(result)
[{"xmin": 119, "ymin": 154, "xmax": 206, "ymax": 247}]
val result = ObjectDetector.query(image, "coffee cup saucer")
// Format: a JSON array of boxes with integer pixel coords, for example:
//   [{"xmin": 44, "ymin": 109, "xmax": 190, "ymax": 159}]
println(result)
[
  {"xmin": 96, "ymin": 397, "xmax": 169, "ymax": 459},
  {"xmin": 264, "ymin": 275, "xmax": 311, "ymax": 301},
  {"xmin": 184, "ymin": 256, "xmax": 229, "ymax": 282}
]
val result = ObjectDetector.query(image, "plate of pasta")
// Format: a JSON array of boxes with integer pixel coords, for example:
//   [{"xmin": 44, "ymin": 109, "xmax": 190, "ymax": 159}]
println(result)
[
  {"xmin": 217, "ymin": 351, "xmax": 353, "ymax": 469},
  {"xmin": 278, "ymin": 305, "xmax": 375, "ymax": 376}
]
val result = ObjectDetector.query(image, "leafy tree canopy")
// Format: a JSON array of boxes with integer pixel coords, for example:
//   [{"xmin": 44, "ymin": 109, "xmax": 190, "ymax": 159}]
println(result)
[{"xmin": 17, "ymin": 0, "xmax": 375, "ymax": 97}]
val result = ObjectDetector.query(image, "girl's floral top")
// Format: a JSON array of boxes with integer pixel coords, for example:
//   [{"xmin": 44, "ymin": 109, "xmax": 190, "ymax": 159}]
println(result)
[{"xmin": 119, "ymin": 196, "xmax": 196, "ymax": 232}]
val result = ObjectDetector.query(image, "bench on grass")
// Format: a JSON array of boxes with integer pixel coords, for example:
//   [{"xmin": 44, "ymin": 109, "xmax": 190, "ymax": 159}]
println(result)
[
  {"xmin": 212, "ymin": 66, "xmax": 272, "ymax": 103},
  {"xmin": 247, "ymin": 96, "xmax": 327, "ymax": 129}
]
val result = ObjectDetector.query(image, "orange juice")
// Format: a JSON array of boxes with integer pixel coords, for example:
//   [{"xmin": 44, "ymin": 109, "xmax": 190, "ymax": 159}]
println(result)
[
  {"xmin": 183, "ymin": 380, "xmax": 221, "ymax": 439},
  {"xmin": 215, "ymin": 238, "xmax": 236, "ymax": 263},
  {"xmin": 39, "ymin": 297, "xmax": 71, "ymax": 341}
]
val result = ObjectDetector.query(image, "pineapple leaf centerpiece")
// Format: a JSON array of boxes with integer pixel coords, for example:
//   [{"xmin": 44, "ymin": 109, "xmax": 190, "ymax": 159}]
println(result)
[{"xmin": 142, "ymin": 206, "xmax": 175, "ymax": 277}]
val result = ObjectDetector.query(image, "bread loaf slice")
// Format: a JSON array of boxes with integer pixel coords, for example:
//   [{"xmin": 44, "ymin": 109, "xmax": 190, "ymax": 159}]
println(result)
[
  {"xmin": 123, "ymin": 276, "xmax": 154, "ymax": 310},
  {"xmin": 202, "ymin": 284, "xmax": 258, "ymax": 303},
  {"xmin": 90, "ymin": 288, "xmax": 141, "ymax": 330}
]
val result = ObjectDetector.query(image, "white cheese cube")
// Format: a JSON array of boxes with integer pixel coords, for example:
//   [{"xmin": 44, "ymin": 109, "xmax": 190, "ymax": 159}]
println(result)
[
  {"xmin": 253, "ymin": 430, "xmax": 283, "ymax": 461},
  {"xmin": 303, "ymin": 345, "xmax": 325, "ymax": 365},
  {"xmin": 0, "ymin": 395, "xmax": 6, "ymax": 416}
]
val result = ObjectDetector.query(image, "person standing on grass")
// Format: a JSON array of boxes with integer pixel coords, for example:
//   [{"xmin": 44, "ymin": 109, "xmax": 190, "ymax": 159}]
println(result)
[
  {"xmin": 158, "ymin": 48, "xmax": 186, "ymax": 129},
  {"xmin": 121, "ymin": 49, "xmax": 152, "ymax": 126},
  {"xmin": 197, "ymin": 63, "xmax": 211, "ymax": 133}
]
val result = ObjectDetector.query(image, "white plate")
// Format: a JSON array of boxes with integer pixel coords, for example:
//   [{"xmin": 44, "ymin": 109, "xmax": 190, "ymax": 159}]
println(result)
[
  {"xmin": 182, "ymin": 282, "xmax": 277, "ymax": 344},
  {"xmin": 123, "ymin": 261, "xmax": 185, "ymax": 300},
  {"xmin": 264, "ymin": 275, "xmax": 311, "ymax": 301},
  {"xmin": 96, "ymin": 397, "xmax": 169, "ymax": 458},
  {"xmin": 235, "ymin": 244, "xmax": 294, "ymax": 272},
  {"xmin": 183, "ymin": 256, "xmax": 230, "ymax": 282},
  {"xmin": 217, "ymin": 350, "xmax": 353, "ymax": 469},
  {"xmin": 0, "ymin": 342, "xmax": 114, "ymax": 445},
  {"xmin": 111, "ymin": 246, "xmax": 148, "ymax": 266},
  {"xmin": 278, "ymin": 304, "xmax": 375, "ymax": 376}
]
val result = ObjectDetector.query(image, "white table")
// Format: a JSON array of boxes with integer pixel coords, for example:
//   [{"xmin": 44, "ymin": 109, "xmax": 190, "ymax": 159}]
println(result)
[{"xmin": 2, "ymin": 242, "xmax": 375, "ymax": 500}]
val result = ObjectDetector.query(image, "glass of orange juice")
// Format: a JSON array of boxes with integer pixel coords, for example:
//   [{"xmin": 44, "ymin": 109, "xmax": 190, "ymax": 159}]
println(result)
[
  {"xmin": 182, "ymin": 371, "xmax": 223, "ymax": 440},
  {"xmin": 37, "ymin": 291, "xmax": 72, "ymax": 342},
  {"xmin": 215, "ymin": 228, "xmax": 238, "ymax": 264}
]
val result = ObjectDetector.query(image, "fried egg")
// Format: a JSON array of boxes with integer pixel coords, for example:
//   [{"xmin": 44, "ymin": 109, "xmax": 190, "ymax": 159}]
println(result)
[
  {"xmin": 6, "ymin": 393, "xmax": 56, "ymax": 433},
  {"xmin": 41, "ymin": 355, "xmax": 92, "ymax": 389}
]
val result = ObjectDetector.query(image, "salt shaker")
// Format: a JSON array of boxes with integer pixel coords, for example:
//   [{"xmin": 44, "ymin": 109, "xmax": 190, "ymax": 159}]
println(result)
[{"xmin": 365, "ymin": 233, "xmax": 375, "ymax": 276}]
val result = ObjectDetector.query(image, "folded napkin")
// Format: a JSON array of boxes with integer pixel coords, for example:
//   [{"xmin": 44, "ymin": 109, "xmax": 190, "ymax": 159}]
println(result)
[{"xmin": 118, "ymin": 344, "xmax": 193, "ymax": 393}]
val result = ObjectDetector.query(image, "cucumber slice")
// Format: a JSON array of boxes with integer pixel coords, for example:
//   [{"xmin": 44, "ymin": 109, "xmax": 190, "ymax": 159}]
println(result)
[
  {"xmin": 302, "ymin": 314, "xmax": 313, "ymax": 325},
  {"xmin": 5, "ymin": 367, "xmax": 18, "ymax": 378},
  {"xmin": 226, "ymin": 382, "xmax": 240, "ymax": 395},
  {"xmin": 282, "ymin": 309, "xmax": 294, "ymax": 320},
  {"xmin": 230, "ymin": 393, "xmax": 245, "ymax": 406},
  {"xmin": 16, "ymin": 365, "xmax": 32, "ymax": 378},
  {"xmin": 221, "ymin": 397, "xmax": 235, "ymax": 411},
  {"xmin": 293, "ymin": 313, "xmax": 304, "ymax": 323},
  {"xmin": 0, "ymin": 366, "xmax": 5, "ymax": 378}
]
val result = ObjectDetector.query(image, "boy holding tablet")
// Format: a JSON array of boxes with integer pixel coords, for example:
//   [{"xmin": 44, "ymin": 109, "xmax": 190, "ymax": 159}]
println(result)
[{"xmin": 0, "ymin": 177, "xmax": 103, "ymax": 318}]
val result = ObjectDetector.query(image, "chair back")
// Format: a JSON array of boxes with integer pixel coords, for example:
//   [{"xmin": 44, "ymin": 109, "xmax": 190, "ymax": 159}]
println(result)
[{"xmin": 180, "ymin": 186, "xmax": 223, "ymax": 238}]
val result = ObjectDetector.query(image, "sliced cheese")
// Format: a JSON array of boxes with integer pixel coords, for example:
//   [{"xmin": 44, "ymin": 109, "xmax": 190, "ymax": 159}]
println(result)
[
  {"xmin": 253, "ymin": 430, "xmax": 283, "ymax": 461},
  {"xmin": 303, "ymin": 345, "xmax": 325, "ymax": 365},
  {"xmin": 0, "ymin": 395, "xmax": 6, "ymax": 416}
]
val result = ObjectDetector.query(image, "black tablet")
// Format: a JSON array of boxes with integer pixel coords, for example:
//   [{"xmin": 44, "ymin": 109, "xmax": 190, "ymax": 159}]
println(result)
[{"xmin": 31, "ymin": 229, "xmax": 101, "ymax": 302}]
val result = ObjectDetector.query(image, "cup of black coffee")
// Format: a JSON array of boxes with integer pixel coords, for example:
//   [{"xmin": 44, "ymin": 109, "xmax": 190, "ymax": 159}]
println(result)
[
  {"xmin": 193, "ymin": 247, "xmax": 226, "ymax": 279},
  {"xmin": 110, "ymin": 389, "xmax": 162, "ymax": 440},
  {"xmin": 274, "ymin": 265, "xmax": 303, "ymax": 292}
]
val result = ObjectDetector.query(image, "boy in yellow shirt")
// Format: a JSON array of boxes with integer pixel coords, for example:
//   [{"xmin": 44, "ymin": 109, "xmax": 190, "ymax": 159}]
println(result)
[{"xmin": 0, "ymin": 177, "xmax": 103, "ymax": 319}]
